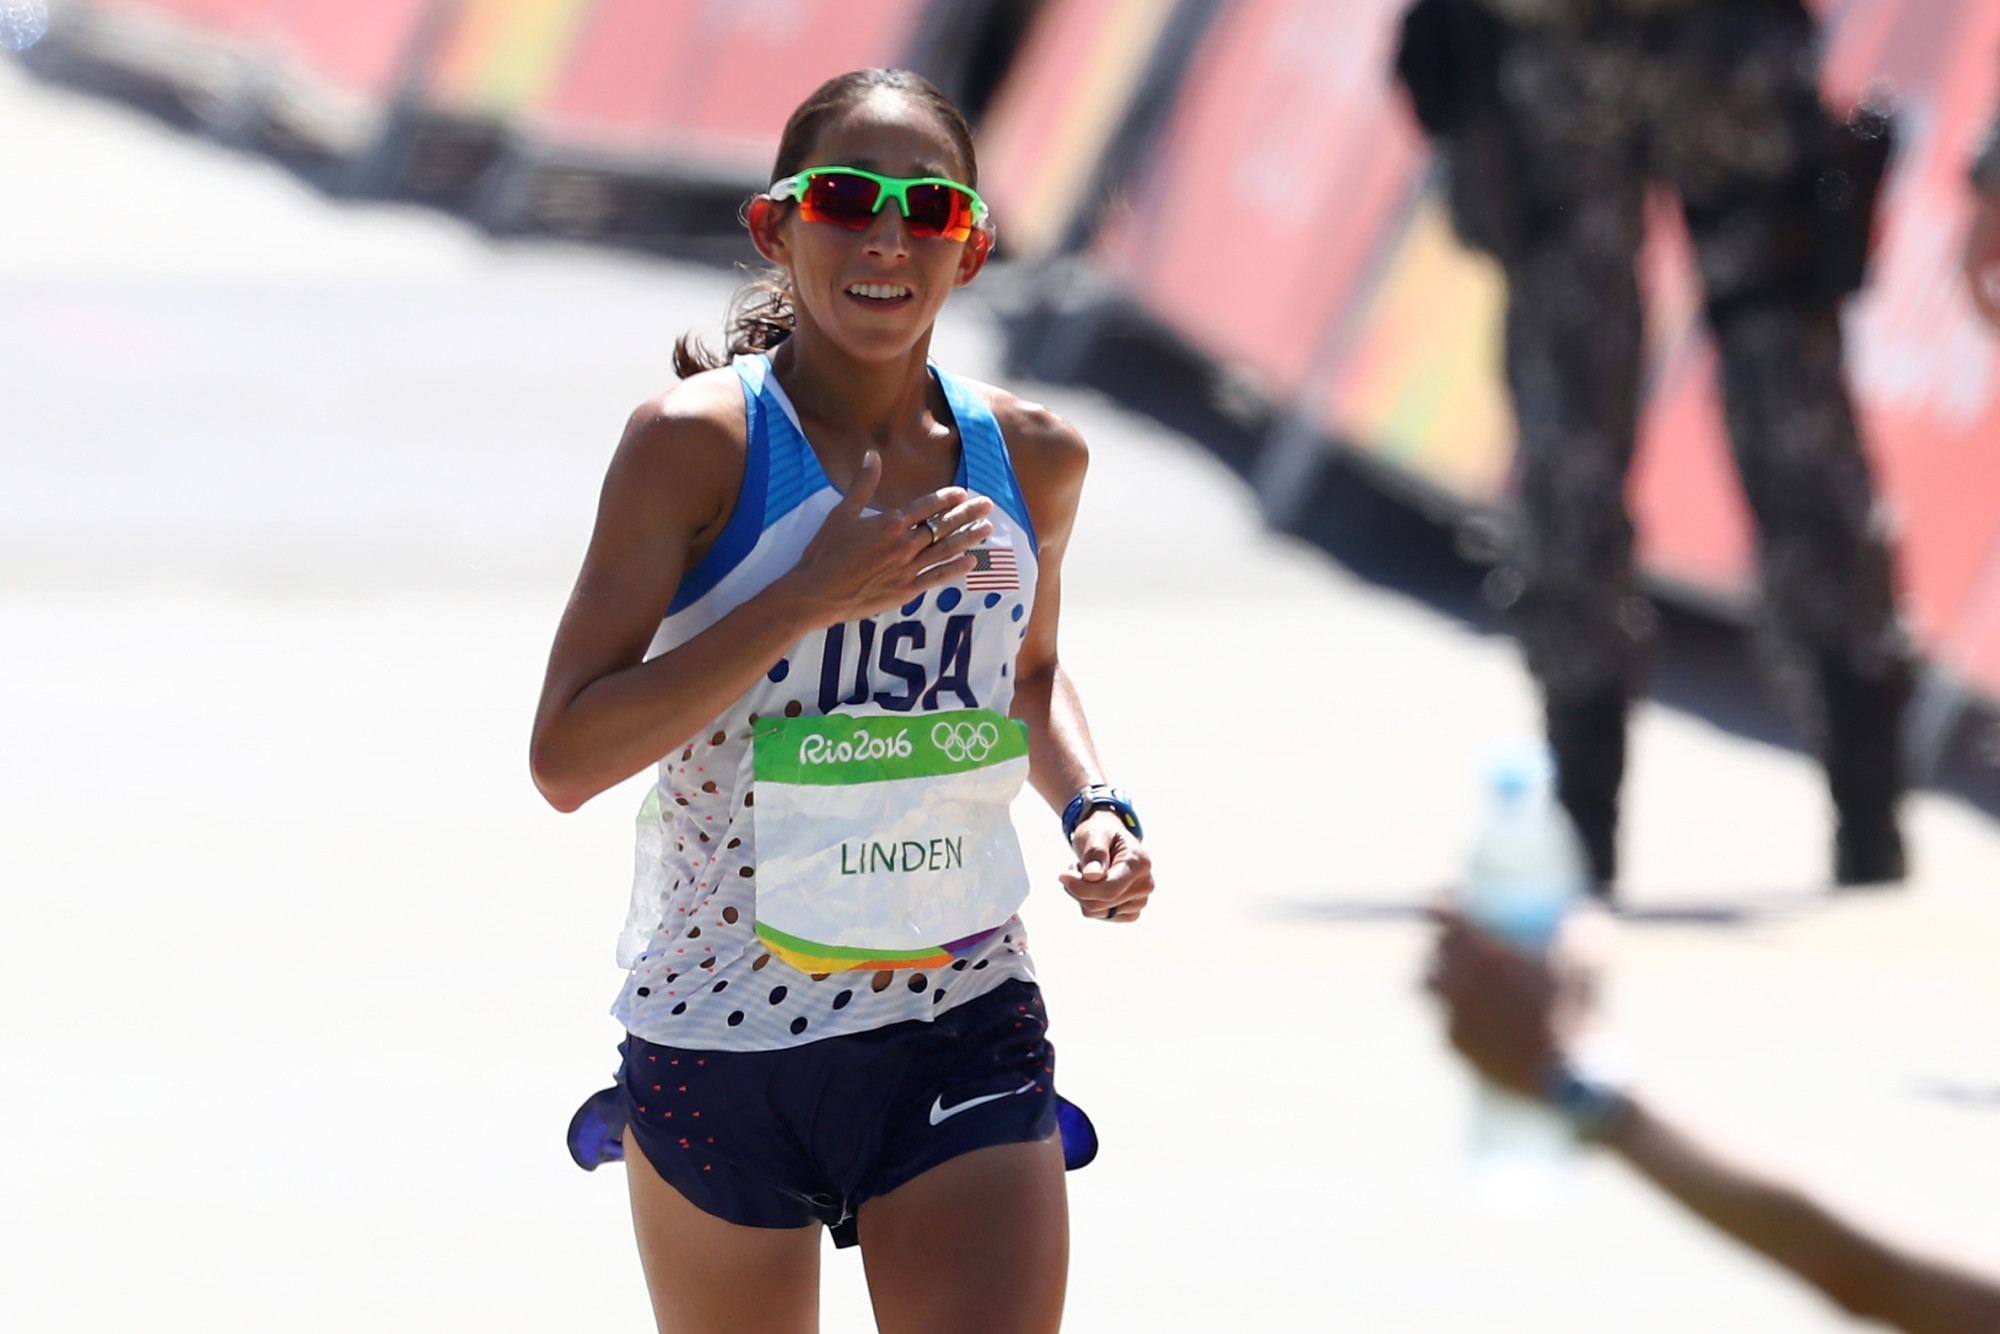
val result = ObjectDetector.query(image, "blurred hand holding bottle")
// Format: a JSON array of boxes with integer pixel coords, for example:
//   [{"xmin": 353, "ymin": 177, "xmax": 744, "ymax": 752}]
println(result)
[{"xmin": 1454, "ymin": 747, "xmax": 1592, "ymax": 1205}]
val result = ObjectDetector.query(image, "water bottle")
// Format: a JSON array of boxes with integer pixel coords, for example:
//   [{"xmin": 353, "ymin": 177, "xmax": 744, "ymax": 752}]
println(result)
[{"xmin": 1461, "ymin": 745, "xmax": 1588, "ymax": 1207}]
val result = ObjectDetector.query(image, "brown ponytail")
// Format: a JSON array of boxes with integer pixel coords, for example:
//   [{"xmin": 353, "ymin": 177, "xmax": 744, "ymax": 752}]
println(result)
[
  {"xmin": 672, "ymin": 68, "xmax": 979, "ymax": 379},
  {"xmin": 672, "ymin": 276, "xmax": 795, "ymax": 378}
]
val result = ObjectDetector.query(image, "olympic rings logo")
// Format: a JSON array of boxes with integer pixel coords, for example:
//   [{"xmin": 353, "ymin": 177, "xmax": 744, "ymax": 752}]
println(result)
[{"xmin": 931, "ymin": 720, "xmax": 1001, "ymax": 763}]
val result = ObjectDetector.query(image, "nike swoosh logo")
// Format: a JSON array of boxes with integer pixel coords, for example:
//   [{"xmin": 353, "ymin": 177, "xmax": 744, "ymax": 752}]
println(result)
[{"xmin": 928, "ymin": 1079, "xmax": 1036, "ymax": 1126}]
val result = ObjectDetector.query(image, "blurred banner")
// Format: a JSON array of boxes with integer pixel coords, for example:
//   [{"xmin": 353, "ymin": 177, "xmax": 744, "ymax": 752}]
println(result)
[
  {"xmin": 976, "ymin": 0, "xmax": 1185, "ymax": 260},
  {"xmin": 520, "ymin": 0, "xmax": 932, "ymax": 180},
  {"xmin": 84, "ymin": 0, "xmax": 263, "ymax": 37},
  {"xmin": 1085, "ymin": 0, "xmax": 2000, "ymax": 706},
  {"xmin": 260, "ymin": 0, "xmax": 436, "ymax": 107},
  {"xmin": 422, "ymin": 0, "xmax": 593, "ymax": 124},
  {"xmin": 71, "ymin": 0, "xmax": 959, "ymax": 174},
  {"xmin": 1092, "ymin": 0, "xmax": 1423, "ymax": 397},
  {"xmin": 77, "ymin": 0, "xmax": 448, "ymax": 152}
]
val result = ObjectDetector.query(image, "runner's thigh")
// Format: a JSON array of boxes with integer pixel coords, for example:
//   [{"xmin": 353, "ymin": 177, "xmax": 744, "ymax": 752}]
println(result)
[
  {"xmin": 856, "ymin": 1136, "xmax": 1068, "ymax": 1334},
  {"xmin": 625, "ymin": 1127, "xmax": 822, "ymax": 1334}
]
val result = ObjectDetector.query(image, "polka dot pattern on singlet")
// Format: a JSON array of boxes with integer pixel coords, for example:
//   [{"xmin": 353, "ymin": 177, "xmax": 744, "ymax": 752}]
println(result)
[
  {"xmin": 610, "ymin": 353, "xmax": 1043, "ymax": 1053},
  {"xmin": 613, "ymin": 712, "xmax": 1035, "ymax": 1051}
]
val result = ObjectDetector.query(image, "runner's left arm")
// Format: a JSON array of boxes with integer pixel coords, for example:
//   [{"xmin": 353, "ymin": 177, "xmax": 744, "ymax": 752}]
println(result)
[{"xmin": 991, "ymin": 391, "xmax": 1154, "ymax": 923}]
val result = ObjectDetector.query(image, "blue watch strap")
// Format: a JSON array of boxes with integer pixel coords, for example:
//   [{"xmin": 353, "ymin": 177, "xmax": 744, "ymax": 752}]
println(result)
[
  {"xmin": 1062, "ymin": 785, "xmax": 1142, "ymax": 842},
  {"xmin": 1542, "ymin": 1055, "xmax": 1632, "ymax": 1142}
]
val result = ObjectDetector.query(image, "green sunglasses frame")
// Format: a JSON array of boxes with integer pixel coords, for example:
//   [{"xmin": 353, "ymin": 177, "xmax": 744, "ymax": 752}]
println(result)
[{"xmin": 767, "ymin": 165, "xmax": 989, "ymax": 234}]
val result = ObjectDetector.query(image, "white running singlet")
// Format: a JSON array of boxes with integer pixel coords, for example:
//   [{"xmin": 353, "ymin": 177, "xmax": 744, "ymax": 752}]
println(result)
[{"xmin": 612, "ymin": 354, "xmax": 1042, "ymax": 1052}]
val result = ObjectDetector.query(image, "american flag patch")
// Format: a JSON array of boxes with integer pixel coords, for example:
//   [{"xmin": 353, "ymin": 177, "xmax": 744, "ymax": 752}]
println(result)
[{"xmin": 966, "ymin": 545, "xmax": 1019, "ymax": 590}]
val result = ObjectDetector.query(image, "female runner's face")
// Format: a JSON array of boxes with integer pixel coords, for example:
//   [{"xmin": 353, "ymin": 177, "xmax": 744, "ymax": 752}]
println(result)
[{"xmin": 749, "ymin": 92, "xmax": 991, "ymax": 363}]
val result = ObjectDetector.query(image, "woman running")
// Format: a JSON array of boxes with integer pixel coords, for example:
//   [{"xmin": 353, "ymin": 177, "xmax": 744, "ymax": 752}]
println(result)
[{"xmin": 530, "ymin": 69, "xmax": 1153, "ymax": 1334}]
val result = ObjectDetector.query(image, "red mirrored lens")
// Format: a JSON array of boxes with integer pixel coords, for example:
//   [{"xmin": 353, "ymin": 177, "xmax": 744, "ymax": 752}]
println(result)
[
  {"xmin": 903, "ymin": 183, "xmax": 974, "ymax": 240},
  {"xmin": 798, "ymin": 173, "xmax": 881, "ymax": 229}
]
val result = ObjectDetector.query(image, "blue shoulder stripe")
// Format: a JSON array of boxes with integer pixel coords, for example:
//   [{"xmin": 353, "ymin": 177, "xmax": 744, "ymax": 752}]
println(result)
[
  {"xmin": 933, "ymin": 366, "xmax": 1038, "ymax": 554},
  {"xmin": 755, "ymin": 356, "xmax": 828, "ymax": 521},
  {"xmin": 666, "ymin": 362, "xmax": 772, "ymax": 615}
]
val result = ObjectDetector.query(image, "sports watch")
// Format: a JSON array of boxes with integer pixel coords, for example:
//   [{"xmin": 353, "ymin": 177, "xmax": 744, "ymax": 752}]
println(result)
[
  {"xmin": 1541, "ymin": 1052, "xmax": 1633, "ymax": 1142},
  {"xmin": 1061, "ymin": 785, "xmax": 1143, "ymax": 842}
]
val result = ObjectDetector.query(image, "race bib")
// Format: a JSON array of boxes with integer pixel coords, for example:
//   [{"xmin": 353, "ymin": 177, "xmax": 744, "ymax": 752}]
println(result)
[{"xmin": 751, "ymin": 709, "xmax": 1032, "ymax": 973}]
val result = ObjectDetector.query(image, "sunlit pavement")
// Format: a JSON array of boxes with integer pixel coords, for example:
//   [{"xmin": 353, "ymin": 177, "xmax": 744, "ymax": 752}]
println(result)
[{"xmin": 5, "ymin": 56, "xmax": 2000, "ymax": 1332}]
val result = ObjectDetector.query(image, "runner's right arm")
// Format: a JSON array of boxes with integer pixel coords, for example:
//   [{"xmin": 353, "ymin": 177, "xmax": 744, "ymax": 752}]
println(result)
[{"xmin": 530, "ymin": 374, "xmax": 989, "ymax": 812}]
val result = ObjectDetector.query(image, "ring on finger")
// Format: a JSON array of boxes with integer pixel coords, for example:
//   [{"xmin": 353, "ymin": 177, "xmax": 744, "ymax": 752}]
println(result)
[{"xmin": 921, "ymin": 516, "xmax": 941, "ymax": 544}]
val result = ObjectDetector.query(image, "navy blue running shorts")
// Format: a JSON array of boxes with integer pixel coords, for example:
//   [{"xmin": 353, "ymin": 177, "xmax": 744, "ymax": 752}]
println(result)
[{"xmin": 606, "ymin": 979, "xmax": 1085, "ymax": 1246}]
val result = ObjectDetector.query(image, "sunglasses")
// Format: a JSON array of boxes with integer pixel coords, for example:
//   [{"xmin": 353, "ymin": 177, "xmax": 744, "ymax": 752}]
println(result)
[{"xmin": 768, "ymin": 166, "xmax": 988, "ymax": 243}]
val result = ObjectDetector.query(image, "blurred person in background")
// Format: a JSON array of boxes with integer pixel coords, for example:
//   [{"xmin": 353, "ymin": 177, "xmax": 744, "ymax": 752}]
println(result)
[
  {"xmin": 531, "ymin": 69, "xmax": 1151, "ymax": 1334},
  {"xmin": 1965, "ymin": 63, "xmax": 2000, "ymax": 331},
  {"xmin": 1427, "ymin": 909, "xmax": 2000, "ymax": 1332},
  {"xmin": 1395, "ymin": 0, "xmax": 1909, "ymax": 892}
]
